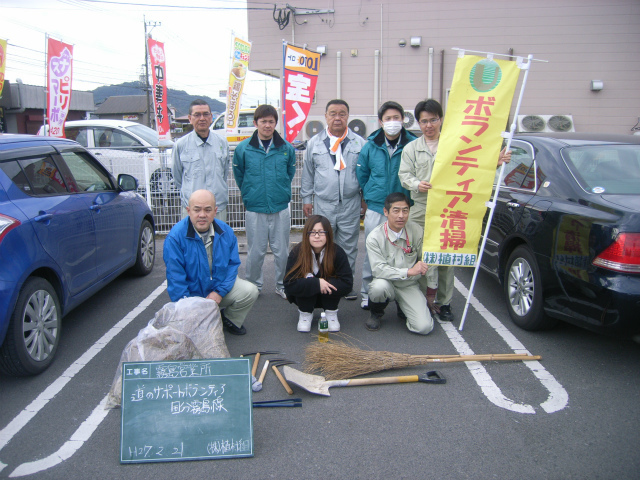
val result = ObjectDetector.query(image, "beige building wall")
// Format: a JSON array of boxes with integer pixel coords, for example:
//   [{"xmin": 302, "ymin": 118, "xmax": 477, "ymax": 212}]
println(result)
[{"xmin": 248, "ymin": 0, "xmax": 640, "ymax": 136}]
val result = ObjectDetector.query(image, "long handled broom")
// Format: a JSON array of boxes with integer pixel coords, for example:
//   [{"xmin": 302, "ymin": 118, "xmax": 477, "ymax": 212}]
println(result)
[{"xmin": 304, "ymin": 340, "xmax": 541, "ymax": 380}]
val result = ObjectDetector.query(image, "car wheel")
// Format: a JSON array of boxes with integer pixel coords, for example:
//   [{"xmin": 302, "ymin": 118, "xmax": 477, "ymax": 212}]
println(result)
[
  {"xmin": 130, "ymin": 219, "xmax": 155, "ymax": 275},
  {"xmin": 0, "ymin": 278, "xmax": 61, "ymax": 376},
  {"xmin": 504, "ymin": 245, "xmax": 557, "ymax": 331}
]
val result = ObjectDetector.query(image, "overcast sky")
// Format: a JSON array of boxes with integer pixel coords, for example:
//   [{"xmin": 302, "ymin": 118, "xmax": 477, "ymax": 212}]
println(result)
[{"xmin": 1, "ymin": 0, "xmax": 280, "ymax": 107}]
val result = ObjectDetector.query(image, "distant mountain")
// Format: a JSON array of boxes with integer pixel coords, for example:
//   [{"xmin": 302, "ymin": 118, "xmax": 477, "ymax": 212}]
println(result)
[{"xmin": 91, "ymin": 82, "xmax": 226, "ymax": 117}]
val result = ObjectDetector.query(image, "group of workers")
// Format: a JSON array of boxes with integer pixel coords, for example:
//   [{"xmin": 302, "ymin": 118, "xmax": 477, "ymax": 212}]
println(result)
[{"xmin": 164, "ymin": 98, "xmax": 509, "ymax": 337}]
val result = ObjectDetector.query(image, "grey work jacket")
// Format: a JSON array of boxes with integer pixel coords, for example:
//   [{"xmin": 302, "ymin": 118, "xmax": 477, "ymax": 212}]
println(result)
[
  {"xmin": 172, "ymin": 131, "xmax": 230, "ymax": 210},
  {"xmin": 301, "ymin": 128, "xmax": 365, "ymax": 205}
]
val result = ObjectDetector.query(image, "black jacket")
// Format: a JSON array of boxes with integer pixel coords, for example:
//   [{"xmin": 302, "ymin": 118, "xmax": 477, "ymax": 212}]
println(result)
[{"xmin": 283, "ymin": 243, "xmax": 353, "ymax": 300}]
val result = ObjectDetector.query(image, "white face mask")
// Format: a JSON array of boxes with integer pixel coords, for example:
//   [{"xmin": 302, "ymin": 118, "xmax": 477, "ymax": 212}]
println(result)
[{"xmin": 382, "ymin": 120, "xmax": 403, "ymax": 137}]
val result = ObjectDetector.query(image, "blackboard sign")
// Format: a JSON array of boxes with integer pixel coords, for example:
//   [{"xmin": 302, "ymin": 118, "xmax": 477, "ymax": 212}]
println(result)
[{"xmin": 120, "ymin": 358, "xmax": 253, "ymax": 463}]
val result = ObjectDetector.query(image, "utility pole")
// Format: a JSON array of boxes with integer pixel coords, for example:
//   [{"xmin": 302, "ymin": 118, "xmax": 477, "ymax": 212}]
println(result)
[{"xmin": 144, "ymin": 16, "xmax": 161, "ymax": 128}]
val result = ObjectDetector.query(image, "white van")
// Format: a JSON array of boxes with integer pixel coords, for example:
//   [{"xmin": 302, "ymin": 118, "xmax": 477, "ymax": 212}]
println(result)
[
  {"xmin": 38, "ymin": 119, "xmax": 174, "ymax": 194},
  {"xmin": 210, "ymin": 108, "xmax": 284, "ymax": 148}
]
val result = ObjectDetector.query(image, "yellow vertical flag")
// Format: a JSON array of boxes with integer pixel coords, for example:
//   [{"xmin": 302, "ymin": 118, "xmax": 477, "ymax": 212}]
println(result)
[
  {"xmin": 226, "ymin": 37, "xmax": 251, "ymax": 143},
  {"xmin": 0, "ymin": 38, "xmax": 7, "ymax": 97},
  {"xmin": 422, "ymin": 55, "xmax": 520, "ymax": 267}
]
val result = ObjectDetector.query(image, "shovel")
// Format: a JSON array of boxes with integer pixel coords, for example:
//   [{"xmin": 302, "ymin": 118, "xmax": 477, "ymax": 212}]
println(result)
[{"xmin": 283, "ymin": 365, "xmax": 445, "ymax": 397}]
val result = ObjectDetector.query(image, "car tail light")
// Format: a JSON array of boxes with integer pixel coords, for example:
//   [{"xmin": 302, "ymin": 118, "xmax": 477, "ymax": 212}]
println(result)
[
  {"xmin": 592, "ymin": 233, "xmax": 640, "ymax": 273},
  {"xmin": 0, "ymin": 213, "xmax": 21, "ymax": 244}
]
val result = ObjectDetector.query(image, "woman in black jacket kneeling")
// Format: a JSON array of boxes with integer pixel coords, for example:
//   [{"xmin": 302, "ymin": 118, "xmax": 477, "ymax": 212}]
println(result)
[{"xmin": 284, "ymin": 215, "xmax": 353, "ymax": 332}]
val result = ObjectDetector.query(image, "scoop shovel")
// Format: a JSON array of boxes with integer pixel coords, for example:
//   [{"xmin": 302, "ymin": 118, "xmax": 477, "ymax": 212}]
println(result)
[{"xmin": 282, "ymin": 365, "xmax": 445, "ymax": 397}]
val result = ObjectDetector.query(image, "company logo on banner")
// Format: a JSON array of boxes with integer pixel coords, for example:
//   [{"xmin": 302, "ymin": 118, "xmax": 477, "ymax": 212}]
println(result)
[
  {"xmin": 422, "ymin": 55, "xmax": 519, "ymax": 267},
  {"xmin": 0, "ymin": 38, "xmax": 7, "ymax": 98},
  {"xmin": 283, "ymin": 45, "xmax": 321, "ymax": 142},
  {"xmin": 147, "ymin": 38, "xmax": 170, "ymax": 141},
  {"xmin": 47, "ymin": 38, "xmax": 73, "ymax": 138},
  {"xmin": 226, "ymin": 37, "xmax": 251, "ymax": 142}
]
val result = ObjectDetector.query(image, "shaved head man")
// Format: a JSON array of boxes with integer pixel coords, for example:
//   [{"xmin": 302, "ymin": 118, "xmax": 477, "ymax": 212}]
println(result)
[{"xmin": 164, "ymin": 189, "xmax": 258, "ymax": 335}]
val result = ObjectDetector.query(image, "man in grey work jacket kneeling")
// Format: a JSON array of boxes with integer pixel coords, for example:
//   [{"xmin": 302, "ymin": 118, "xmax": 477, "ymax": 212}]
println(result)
[{"xmin": 365, "ymin": 192, "xmax": 437, "ymax": 334}]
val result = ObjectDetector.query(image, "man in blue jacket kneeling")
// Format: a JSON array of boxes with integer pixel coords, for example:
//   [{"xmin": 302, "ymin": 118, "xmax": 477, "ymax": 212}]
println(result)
[{"xmin": 163, "ymin": 189, "xmax": 259, "ymax": 335}]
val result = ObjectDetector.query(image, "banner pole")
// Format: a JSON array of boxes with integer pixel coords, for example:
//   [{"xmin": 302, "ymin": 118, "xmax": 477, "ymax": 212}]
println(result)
[
  {"xmin": 43, "ymin": 34, "xmax": 48, "ymax": 136},
  {"xmin": 281, "ymin": 40, "xmax": 287, "ymax": 130},
  {"xmin": 458, "ymin": 54, "xmax": 534, "ymax": 331}
]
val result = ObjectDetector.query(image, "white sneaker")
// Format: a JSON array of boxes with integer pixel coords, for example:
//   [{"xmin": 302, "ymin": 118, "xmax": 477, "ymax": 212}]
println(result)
[
  {"xmin": 275, "ymin": 287, "xmax": 287, "ymax": 299},
  {"xmin": 325, "ymin": 309, "xmax": 340, "ymax": 332},
  {"xmin": 360, "ymin": 294, "xmax": 369, "ymax": 310},
  {"xmin": 297, "ymin": 310, "xmax": 313, "ymax": 332}
]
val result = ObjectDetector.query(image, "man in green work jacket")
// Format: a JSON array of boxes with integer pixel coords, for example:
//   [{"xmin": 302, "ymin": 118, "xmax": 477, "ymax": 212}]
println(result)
[{"xmin": 233, "ymin": 105, "xmax": 296, "ymax": 299}]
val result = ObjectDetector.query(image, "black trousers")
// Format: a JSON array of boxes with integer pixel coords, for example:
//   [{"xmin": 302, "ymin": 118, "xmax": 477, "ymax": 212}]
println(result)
[{"xmin": 290, "ymin": 293, "xmax": 342, "ymax": 313}]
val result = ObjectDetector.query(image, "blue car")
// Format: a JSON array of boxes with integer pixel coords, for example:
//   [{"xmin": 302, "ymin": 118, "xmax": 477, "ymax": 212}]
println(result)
[{"xmin": 0, "ymin": 134, "xmax": 155, "ymax": 376}]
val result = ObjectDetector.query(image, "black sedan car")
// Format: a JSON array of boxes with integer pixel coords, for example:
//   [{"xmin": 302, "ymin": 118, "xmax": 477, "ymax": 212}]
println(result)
[{"xmin": 481, "ymin": 133, "xmax": 640, "ymax": 336}]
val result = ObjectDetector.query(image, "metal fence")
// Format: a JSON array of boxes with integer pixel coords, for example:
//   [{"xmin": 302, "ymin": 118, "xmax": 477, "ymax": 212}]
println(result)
[{"xmin": 99, "ymin": 149, "xmax": 307, "ymax": 235}]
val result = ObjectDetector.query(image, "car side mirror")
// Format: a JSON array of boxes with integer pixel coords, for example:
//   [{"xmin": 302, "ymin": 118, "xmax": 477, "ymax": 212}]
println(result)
[{"xmin": 118, "ymin": 174, "xmax": 139, "ymax": 191}]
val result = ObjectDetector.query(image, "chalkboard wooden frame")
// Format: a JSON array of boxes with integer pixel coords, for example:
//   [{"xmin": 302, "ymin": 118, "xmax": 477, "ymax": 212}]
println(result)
[{"xmin": 120, "ymin": 358, "xmax": 253, "ymax": 463}]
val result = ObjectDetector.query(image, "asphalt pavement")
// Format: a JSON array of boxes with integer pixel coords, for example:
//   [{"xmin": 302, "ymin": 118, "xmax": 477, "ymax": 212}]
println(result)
[{"xmin": 1, "ymin": 229, "xmax": 639, "ymax": 479}]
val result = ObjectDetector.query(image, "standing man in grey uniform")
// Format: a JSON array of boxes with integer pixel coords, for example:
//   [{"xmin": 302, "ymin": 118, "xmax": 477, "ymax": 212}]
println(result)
[
  {"xmin": 172, "ymin": 99, "xmax": 230, "ymax": 222},
  {"xmin": 301, "ymin": 99, "xmax": 365, "ymax": 300}
]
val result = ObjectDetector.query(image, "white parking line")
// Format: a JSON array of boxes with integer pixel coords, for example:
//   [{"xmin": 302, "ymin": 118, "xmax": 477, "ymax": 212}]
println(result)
[
  {"xmin": 0, "ymin": 281, "xmax": 167, "ymax": 474},
  {"xmin": 450, "ymin": 277, "xmax": 569, "ymax": 414},
  {"xmin": 9, "ymin": 396, "xmax": 110, "ymax": 478}
]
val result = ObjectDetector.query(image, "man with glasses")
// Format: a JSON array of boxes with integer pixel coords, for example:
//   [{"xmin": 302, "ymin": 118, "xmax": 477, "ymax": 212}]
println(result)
[
  {"xmin": 172, "ymin": 99, "xmax": 230, "ymax": 221},
  {"xmin": 233, "ymin": 105, "xmax": 296, "ymax": 299},
  {"xmin": 399, "ymin": 99, "xmax": 509, "ymax": 322},
  {"xmin": 301, "ymin": 99, "xmax": 365, "ymax": 300},
  {"xmin": 365, "ymin": 192, "xmax": 436, "ymax": 334}
]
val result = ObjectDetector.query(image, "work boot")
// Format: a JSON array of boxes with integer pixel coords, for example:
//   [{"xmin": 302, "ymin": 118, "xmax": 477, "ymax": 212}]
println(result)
[
  {"xmin": 396, "ymin": 301, "xmax": 407, "ymax": 321},
  {"xmin": 438, "ymin": 304, "xmax": 454, "ymax": 322},
  {"xmin": 221, "ymin": 311, "xmax": 246, "ymax": 335},
  {"xmin": 365, "ymin": 301, "xmax": 387, "ymax": 331},
  {"xmin": 297, "ymin": 310, "xmax": 313, "ymax": 332},
  {"xmin": 325, "ymin": 309, "xmax": 340, "ymax": 332}
]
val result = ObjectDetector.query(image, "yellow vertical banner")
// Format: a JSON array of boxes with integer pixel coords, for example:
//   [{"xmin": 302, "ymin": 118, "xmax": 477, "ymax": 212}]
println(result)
[
  {"xmin": 422, "ymin": 55, "xmax": 520, "ymax": 267},
  {"xmin": 226, "ymin": 37, "xmax": 251, "ymax": 141},
  {"xmin": 0, "ymin": 38, "xmax": 7, "ymax": 97}
]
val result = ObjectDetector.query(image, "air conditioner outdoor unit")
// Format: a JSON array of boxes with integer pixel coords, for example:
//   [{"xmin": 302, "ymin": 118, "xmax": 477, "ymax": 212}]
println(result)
[
  {"xmin": 517, "ymin": 114, "xmax": 575, "ymax": 133},
  {"xmin": 303, "ymin": 116, "xmax": 326, "ymax": 141},
  {"xmin": 403, "ymin": 110, "xmax": 417, "ymax": 130},
  {"xmin": 348, "ymin": 115, "xmax": 380, "ymax": 139}
]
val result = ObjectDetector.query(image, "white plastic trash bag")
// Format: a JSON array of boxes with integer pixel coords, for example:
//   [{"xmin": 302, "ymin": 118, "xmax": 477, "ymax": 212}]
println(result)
[{"xmin": 105, "ymin": 297, "xmax": 230, "ymax": 408}]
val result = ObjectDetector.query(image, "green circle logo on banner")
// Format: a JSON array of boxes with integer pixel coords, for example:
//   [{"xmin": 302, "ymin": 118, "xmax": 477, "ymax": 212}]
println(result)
[{"xmin": 469, "ymin": 59, "xmax": 502, "ymax": 92}]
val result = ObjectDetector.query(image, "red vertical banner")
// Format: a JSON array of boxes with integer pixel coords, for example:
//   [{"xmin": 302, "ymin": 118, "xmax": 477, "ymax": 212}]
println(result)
[
  {"xmin": 47, "ymin": 38, "xmax": 73, "ymax": 138},
  {"xmin": 283, "ymin": 44, "xmax": 321, "ymax": 143},
  {"xmin": 147, "ymin": 38, "xmax": 170, "ymax": 140}
]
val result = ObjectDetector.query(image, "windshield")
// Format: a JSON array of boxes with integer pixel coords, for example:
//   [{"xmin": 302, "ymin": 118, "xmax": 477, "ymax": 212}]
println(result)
[
  {"xmin": 562, "ymin": 145, "xmax": 640, "ymax": 195},
  {"xmin": 125, "ymin": 124, "xmax": 161, "ymax": 147}
]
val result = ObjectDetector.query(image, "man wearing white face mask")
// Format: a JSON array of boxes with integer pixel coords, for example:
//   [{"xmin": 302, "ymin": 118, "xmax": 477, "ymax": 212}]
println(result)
[{"xmin": 357, "ymin": 101, "xmax": 418, "ymax": 311}]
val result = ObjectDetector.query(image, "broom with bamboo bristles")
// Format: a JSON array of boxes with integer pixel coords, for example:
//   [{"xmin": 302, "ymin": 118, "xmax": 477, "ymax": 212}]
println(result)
[{"xmin": 304, "ymin": 337, "xmax": 541, "ymax": 380}]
